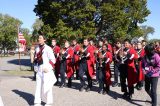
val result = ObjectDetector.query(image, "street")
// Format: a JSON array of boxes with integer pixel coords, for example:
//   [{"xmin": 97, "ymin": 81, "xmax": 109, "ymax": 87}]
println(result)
[{"xmin": 0, "ymin": 55, "xmax": 159, "ymax": 106}]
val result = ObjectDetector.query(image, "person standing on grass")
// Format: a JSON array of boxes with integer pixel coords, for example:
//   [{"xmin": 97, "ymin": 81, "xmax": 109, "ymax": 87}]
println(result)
[{"xmin": 34, "ymin": 35, "xmax": 56, "ymax": 106}]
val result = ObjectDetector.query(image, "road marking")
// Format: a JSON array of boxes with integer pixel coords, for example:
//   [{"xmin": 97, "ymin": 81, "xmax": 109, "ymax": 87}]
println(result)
[{"xmin": 0, "ymin": 96, "xmax": 4, "ymax": 106}]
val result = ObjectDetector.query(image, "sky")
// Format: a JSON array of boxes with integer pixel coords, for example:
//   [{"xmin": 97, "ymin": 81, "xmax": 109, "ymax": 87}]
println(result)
[{"xmin": 0, "ymin": 0, "xmax": 159, "ymax": 39}]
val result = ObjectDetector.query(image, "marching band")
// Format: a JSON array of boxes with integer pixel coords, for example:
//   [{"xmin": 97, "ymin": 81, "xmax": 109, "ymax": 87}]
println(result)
[{"xmin": 33, "ymin": 35, "xmax": 160, "ymax": 106}]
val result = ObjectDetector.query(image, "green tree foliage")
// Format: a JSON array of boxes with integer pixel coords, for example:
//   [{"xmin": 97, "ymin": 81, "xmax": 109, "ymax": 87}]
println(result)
[
  {"xmin": 0, "ymin": 13, "xmax": 22, "ymax": 55},
  {"xmin": 149, "ymin": 39, "xmax": 160, "ymax": 43},
  {"xmin": 34, "ymin": 0, "xmax": 150, "ymax": 43},
  {"xmin": 99, "ymin": 0, "xmax": 150, "ymax": 42},
  {"xmin": 31, "ymin": 18, "xmax": 44, "ymax": 42},
  {"xmin": 34, "ymin": 0, "xmax": 97, "ymax": 42},
  {"xmin": 141, "ymin": 25, "xmax": 155, "ymax": 40}
]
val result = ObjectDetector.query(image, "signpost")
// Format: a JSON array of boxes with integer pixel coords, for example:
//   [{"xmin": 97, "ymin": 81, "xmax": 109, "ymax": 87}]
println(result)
[{"xmin": 17, "ymin": 25, "xmax": 21, "ymax": 71}]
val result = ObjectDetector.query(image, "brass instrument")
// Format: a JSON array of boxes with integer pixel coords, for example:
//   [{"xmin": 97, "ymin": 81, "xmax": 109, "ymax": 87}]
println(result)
[
  {"xmin": 135, "ymin": 48, "xmax": 142, "ymax": 66},
  {"xmin": 60, "ymin": 47, "xmax": 68, "ymax": 61},
  {"xmin": 113, "ymin": 47, "xmax": 122, "ymax": 62},
  {"xmin": 134, "ymin": 48, "xmax": 143, "ymax": 73},
  {"xmin": 119, "ymin": 45, "xmax": 130, "ymax": 64},
  {"xmin": 95, "ymin": 47, "xmax": 102, "ymax": 54},
  {"xmin": 79, "ymin": 45, "xmax": 88, "ymax": 60},
  {"xmin": 98, "ymin": 51, "xmax": 107, "ymax": 67}
]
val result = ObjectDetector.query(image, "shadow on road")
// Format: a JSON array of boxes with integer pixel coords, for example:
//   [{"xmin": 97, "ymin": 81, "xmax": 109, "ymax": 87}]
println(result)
[
  {"xmin": 7, "ymin": 59, "xmax": 31, "ymax": 67},
  {"xmin": 108, "ymin": 90, "xmax": 122, "ymax": 100},
  {"xmin": 21, "ymin": 76, "xmax": 37, "ymax": 82},
  {"xmin": 12, "ymin": 89, "xmax": 34, "ymax": 105}
]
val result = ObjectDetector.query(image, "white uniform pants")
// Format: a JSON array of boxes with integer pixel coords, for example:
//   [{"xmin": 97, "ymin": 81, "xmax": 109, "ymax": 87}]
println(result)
[{"xmin": 34, "ymin": 72, "xmax": 53, "ymax": 104}]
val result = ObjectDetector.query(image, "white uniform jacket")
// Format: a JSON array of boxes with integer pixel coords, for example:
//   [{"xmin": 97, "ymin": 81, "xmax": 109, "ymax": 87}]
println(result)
[{"xmin": 34, "ymin": 44, "xmax": 57, "ymax": 94}]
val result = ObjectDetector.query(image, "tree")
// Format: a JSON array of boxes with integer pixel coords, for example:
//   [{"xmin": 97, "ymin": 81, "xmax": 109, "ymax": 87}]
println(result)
[
  {"xmin": 99, "ymin": 0, "xmax": 150, "ymax": 43},
  {"xmin": 34, "ymin": 0, "xmax": 97, "ymax": 42},
  {"xmin": 149, "ymin": 39, "xmax": 160, "ymax": 44},
  {"xmin": 34, "ymin": 0, "xmax": 151, "ymax": 44},
  {"xmin": 31, "ymin": 18, "xmax": 43, "ymax": 42},
  {"xmin": 0, "ymin": 13, "xmax": 22, "ymax": 55},
  {"xmin": 140, "ymin": 25, "xmax": 155, "ymax": 40}
]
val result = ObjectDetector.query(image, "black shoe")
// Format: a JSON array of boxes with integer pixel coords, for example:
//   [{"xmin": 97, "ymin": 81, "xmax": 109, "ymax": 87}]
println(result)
[
  {"xmin": 135, "ymin": 84, "xmax": 142, "ymax": 90},
  {"xmin": 98, "ymin": 89, "xmax": 103, "ymax": 94},
  {"xmin": 54, "ymin": 81, "xmax": 59, "ymax": 86},
  {"xmin": 106, "ymin": 89, "xmax": 110, "ymax": 94},
  {"xmin": 85, "ymin": 87, "xmax": 91, "ymax": 92},
  {"xmin": 94, "ymin": 81, "xmax": 99, "ymax": 85},
  {"xmin": 103, "ymin": 90, "xmax": 107, "ymax": 95},
  {"xmin": 135, "ymin": 84, "xmax": 139, "ymax": 89},
  {"xmin": 137, "ymin": 86, "xmax": 142, "ymax": 90},
  {"xmin": 118, "ymin": 83, "xmax": 121, "ymax": 87},
  {"xmin": 32, "ymin": 77, "xmax": 36, "ymax": 81},
  {"xmin": 67, "ymin": 83, "xmax": 72, "ymax": 88},
  {"xmin": 112, "ymin": 82, "xmax": 118, "ymax": 87},
  {"xmin": 76, "ymin": 76, "xmax": 79, "ymax": 80},
  {"xmin": 59, "ymin": 83, "xmax": 65, "ymax": 88},
  {"xmin": 122, "ymin": 92, "xmax": 128, "ymax": 98},
  {"xmin": 79, "ymin": 86, "xmax": 85, "ymax": 92},
  {"xmin": 127, "ymin": 94, "xmax": 132, "ymax": 100}
]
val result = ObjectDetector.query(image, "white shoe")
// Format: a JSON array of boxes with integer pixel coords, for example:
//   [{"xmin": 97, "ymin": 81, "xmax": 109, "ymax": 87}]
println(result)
[
  {"xmin": 34, "ymin": 103, "xmax": 42, "ymax": 106},
  {"xmin": 45, "ymin": 104, "xmax": 52, "ymax": 106}
]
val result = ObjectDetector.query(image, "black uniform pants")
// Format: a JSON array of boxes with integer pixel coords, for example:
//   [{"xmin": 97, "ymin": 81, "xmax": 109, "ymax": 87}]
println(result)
[
  {"xmin": 119, "ymin": 64, "xmax": 134, "ymax": 95},
  {"xmin": 60, "ymin": 60, "xmax": 73, "ymax": 85},
  {"xmin": 114, "ymin": 62, "xmax": 120, "ymax": 83},
  {"xmin": 79, "ymin": 61, "xmax": 92, "ymax": 88}
]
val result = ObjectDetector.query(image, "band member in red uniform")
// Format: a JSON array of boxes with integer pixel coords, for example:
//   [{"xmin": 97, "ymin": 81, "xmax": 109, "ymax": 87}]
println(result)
[
  {"xmin": 112, "ymin": 40, "xmax": 122, "ymax": 87},
  {"xmin": 97, "ymin": 44, "xmax": 112, "ymax": 94},
  {"xmin": 51, "ymin": 39, "xmax": 61, "ymax": 85},
  {"xmin": 89, "ymin": 39, "xmax": 96, "ymax": 67},
  {"xmin": 79, "ymin": 38, "xmax": 95, "ymax": 92},
  {"xmin": 72, "ymin": 39, "xmax": 81, "ymax": 79},
  {"xmin": 59, "ymin": 41, "xmax": 74, "ymax": 88},
  {"xmin": 103, "ymin": 39, "xmax": 113, "ymax": 53},
  {"xmin": 95, "ymin": 40, "xmax": 104, "ymax": 84},
  {"xmin": 135, "ymin": 42, "xmax": 145, "ymax": 90},
  {"xmin": 89, "ymin": 39, "xmax": 97, "ymax": 51},
  {"xmin": 142, "ymin": 40, "xmax": 147, "ymax": 49},
  {"xmin": 119, "ymin": 39, "xmax": 138, "ymax": 100}
]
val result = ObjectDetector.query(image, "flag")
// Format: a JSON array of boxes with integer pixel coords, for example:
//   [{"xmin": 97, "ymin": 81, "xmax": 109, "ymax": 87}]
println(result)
[
  {"xmin": 18, "ymin": 32, "xmax": 26, "ymax": 45},
  {"xmin": 18, "ymin": 32, "xmax": 26, "ymax": 52}
]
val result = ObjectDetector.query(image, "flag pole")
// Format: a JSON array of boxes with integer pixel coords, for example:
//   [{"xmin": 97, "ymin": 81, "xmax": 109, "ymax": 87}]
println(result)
[{"xmin": 17, "ymin": 25, "xmax": 21, "ymax": 71}]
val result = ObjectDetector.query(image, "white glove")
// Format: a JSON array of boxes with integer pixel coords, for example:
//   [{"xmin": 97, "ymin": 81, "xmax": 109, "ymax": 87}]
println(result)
[{"xmin": 145, "ymin": 67, "xmax": 149, "ymax": 71}]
